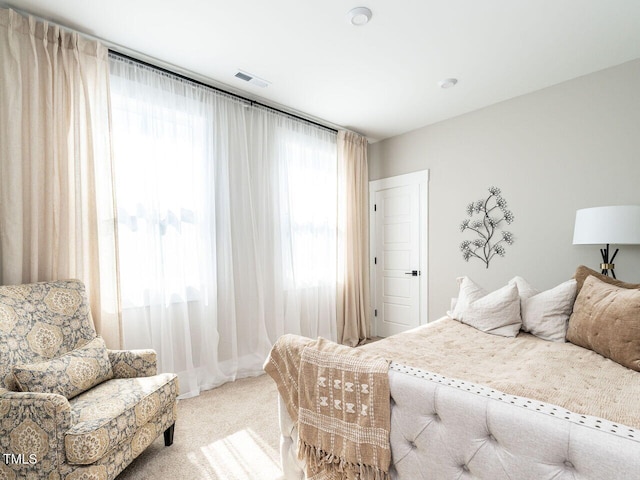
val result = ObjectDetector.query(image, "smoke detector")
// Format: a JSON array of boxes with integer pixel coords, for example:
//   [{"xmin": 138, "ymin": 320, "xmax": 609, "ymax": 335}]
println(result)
[
  {"xmin": 234, "ymin": 70, "xmax": 270, "ymax": 88},
  {"xmin": 438, "ymin": 78, "xmax": 458, "ymax": 89},
  {"xmin": 347, "ymin": 7, "xmax": 372, "ymax": 26}
]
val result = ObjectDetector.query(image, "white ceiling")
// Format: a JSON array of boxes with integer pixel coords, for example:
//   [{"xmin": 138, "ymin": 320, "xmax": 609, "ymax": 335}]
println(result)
[{"xmin": 5, "ymin": 0, "xmax": 640, "ymax": 141}]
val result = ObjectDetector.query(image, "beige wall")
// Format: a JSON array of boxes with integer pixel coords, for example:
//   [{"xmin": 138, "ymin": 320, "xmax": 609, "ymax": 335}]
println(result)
[{"xmin": 369, "ymin": 59, "xmax": 640, "ymax": 322}]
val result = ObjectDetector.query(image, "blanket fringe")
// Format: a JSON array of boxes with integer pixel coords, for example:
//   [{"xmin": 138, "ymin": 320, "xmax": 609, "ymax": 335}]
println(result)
[{"xmin": 298, "ymin": 440, "xmax": 390, "ymax": 480}]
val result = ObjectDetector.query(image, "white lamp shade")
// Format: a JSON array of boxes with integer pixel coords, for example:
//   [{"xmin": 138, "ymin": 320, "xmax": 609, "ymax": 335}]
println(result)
[{"xmin": 573, "ymin": 205, "xmax": 640, "ymax": 245}]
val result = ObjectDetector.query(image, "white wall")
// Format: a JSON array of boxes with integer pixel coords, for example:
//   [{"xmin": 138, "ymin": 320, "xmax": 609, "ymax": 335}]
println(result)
[{"xmin": 369, "ymin": 59, "xmax": 640, "ymax": 322}]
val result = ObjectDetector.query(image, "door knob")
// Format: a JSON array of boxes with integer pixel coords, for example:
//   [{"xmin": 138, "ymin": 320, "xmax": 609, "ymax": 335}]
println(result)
[{"xmin": 404, "ymin": 270, "xmax": 420, "ymax": 276}]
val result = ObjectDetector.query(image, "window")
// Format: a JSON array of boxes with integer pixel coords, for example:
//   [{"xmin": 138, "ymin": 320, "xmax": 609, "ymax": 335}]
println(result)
[
  {"xmin": 110, "ymin": 69, "xmax": 210, "ymax": 307},
  {"xmin": 278, "ymin": 126, "xmax": 338, "ymax": 289},
  {"xmin": 108, "ymin": 53, "xmax": 339, "ymax": 396}
]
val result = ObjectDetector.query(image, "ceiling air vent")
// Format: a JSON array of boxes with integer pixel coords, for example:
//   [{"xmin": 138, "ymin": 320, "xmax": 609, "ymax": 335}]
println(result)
[{"xmin": 234, "ymin": 70, "xmax": 270, "ymax": 88}]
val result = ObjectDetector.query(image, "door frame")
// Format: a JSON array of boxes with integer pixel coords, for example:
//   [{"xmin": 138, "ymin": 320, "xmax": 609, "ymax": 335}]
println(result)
[{"xmin": 369, "ymin": 170, "xmax": 429, "ymax": 336}]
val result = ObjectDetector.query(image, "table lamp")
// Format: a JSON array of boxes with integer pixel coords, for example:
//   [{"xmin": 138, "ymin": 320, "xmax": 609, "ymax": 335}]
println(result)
[{"xmin": 573, "ymin": 205, "xmax": 640, "ymax": 279}]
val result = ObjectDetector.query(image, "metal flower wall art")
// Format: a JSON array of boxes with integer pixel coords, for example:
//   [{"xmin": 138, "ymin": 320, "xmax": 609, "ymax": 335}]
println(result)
[{"xmin": 459, "ymin": 186, "xmax": 515, "ymax": 268}]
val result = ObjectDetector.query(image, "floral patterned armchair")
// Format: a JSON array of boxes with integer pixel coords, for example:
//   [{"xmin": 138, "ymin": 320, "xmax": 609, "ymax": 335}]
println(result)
[{"xmin": 0, "ymin": 279, "xmax": 178, "ymax": 480}]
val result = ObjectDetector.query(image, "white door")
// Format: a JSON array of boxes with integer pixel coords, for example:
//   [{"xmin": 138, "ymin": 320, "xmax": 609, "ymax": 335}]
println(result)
[{"xmin": 370, "ymin": 171, "xmax": 428, "ymax": 337}]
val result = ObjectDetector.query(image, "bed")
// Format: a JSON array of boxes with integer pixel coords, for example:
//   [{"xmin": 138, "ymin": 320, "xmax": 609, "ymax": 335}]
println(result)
[{"xmin": 266, "ymin": 267, "xmax": 640, "ymax": 480}]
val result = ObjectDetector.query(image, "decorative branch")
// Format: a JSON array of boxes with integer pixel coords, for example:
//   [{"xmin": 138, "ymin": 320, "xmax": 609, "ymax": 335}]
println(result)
[{"xmin": 459, "ymin": 186, "xmax": 514, "ymax": 268}]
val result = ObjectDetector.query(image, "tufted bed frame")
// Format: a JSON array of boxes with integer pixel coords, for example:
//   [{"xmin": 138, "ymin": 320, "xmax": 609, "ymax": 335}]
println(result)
[{"xmin": 276, "ymin": 318, "xmax": 640, "ymax": 480}]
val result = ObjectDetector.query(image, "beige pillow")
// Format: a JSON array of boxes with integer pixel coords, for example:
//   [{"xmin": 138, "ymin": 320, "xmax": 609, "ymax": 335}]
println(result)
[
  {"xmin": 13, "ymin": 336, "xmax": 113, "ymax": 399},
  {"xmin": 566, "ymin": 275, "xmax": 640, "ymax": 371},
  {"xmin": 573, "ymin": 265, "xmax": 640, "ymax": 295},
  {"xmin": 509, "ymin": 276, "xmax": 577, "ymax": 342},
  {"xmin": 448, "ymin": 277, "xmax": 521, "ymax": 337}
]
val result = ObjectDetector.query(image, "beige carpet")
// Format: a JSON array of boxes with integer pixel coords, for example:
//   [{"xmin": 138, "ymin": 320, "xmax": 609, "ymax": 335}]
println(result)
[{"xmin": 117, "ymin": 374, "xmax": 285, "ymax": 480}]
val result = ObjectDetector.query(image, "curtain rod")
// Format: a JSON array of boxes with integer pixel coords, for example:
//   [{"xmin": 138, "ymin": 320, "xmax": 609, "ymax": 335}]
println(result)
[
  {"xmin": 108, "ymin": 51, "xmax": 338, "ymax": 135},
  {"xmin": 2, "ymin": 4, "xmax": 348, "ymax": 136}
]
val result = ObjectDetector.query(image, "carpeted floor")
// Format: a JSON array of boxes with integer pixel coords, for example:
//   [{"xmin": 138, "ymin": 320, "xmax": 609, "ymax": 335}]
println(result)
[{"xmin": 117, "ymin": 374, "xmax": 285, "ymax": 480}]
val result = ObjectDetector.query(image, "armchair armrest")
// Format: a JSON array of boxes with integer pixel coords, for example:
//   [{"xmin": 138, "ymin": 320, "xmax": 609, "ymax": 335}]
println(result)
[
  {"xmin": 0, "ymin": 390, "xmax": 71, "ymax": 476},
  {"xmin": 108, "ymin": 349, "xmax": 157, "ymax": 378}
]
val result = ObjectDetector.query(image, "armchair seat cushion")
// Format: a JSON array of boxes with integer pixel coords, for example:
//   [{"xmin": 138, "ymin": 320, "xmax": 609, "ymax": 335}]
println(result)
[{"xmin": 65, "ymin": 373, "xmax": 178, "ymax": 465}]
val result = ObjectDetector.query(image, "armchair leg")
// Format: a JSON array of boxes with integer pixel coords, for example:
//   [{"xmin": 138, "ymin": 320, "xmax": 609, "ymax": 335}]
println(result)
[{"xmin": 164, "ymin": 424, "xmax": 175, "ymax": 446}]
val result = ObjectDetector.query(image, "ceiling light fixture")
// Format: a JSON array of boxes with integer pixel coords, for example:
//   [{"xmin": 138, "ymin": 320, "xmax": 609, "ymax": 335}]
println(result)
[
  {"xmin": 347, "ymin": 7, "xmax": 372, "ymax": 26},
  {"xmin": 438, "ymin": 78, "xmax": 458, "ymax": 89}
]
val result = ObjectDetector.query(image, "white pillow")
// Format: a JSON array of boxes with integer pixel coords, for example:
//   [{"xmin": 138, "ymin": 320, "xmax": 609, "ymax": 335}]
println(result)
[
  {"xmin": 447, "ymin": 277, "xmax": 522, "ymax": 337},
  {"xmin": 509, "ymin": 276, "xmax": 539, "ymax": 299},
  {"xmin": 509, "ymin": 277, "xmax": 578, "ymax": 342}
]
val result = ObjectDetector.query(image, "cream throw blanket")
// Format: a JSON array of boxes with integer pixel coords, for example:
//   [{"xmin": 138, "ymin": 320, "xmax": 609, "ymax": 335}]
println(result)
[{"xmin": 265, "ymin": 335, "xmax": 390, "ymax": 480}]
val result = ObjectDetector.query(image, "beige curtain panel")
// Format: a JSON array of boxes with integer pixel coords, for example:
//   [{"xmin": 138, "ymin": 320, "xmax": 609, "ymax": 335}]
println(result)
[
  {"xmin": 337, "ymin": 130, "xmax": 370, "ymax": 346},
  {"xmin": 0, "ymin": 9, "xmax": 121, "ymax": 348}
]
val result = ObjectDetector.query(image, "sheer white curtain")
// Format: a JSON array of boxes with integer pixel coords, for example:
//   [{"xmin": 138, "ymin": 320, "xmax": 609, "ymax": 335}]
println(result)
[
  {"xmin": 0, "ymin": 9, "xmax": 120, "ymax": 347},
  {"xmin": 109, "ymin": 55, "xmax": 337, "ymax": 398},
  {"xmin": 247, "ymin": 110, "xmax": 338, "ymax": 342}
]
